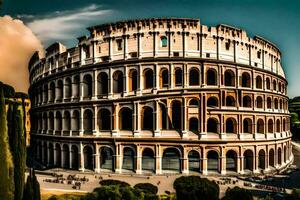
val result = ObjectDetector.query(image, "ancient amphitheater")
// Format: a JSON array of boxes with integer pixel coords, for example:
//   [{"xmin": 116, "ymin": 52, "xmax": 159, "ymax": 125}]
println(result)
[{"xmin": 29, "ymin": 18, "xmax": 292, "ymax": 175}]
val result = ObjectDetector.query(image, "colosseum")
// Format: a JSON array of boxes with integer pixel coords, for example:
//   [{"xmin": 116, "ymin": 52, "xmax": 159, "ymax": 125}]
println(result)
[{"xmin": 28, "ymin": 18, "xmax": 292, "ymax": 175}]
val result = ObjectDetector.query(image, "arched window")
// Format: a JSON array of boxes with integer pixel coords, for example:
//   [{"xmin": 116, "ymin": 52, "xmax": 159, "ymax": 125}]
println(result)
[
  {"xmin": 71, "ymin": 145, "xmax": 79, "ymax": 169},
  {"xmin": 226, "ymin": 96, "xmax": 235, "ymax": 107},
  {"xmin": 98, "ymin": 109, "xmax": 111, "ymax": 130},
  {"xmin": 257, "ymin": 119, "xmax": 264, "ymax": 134},
  {"xmin": 43, "ymin": 84, "xmax": 48, "ymax": 103},
  {"xmin": 226, "ymin": 118, "xmax": 236, "ymax": 134},
  {"xmin": 273, "ymin": 80, "xmax": 277, "ymax": 91},
  {"xmin": 161, "ymin": 36, "xmax": 168, "ymax": 47},
  {"xmin": 49, "ymin": 112, "xmax": 54, "ymax": 131},
  {"xmin": 188, "ymin": 150, "xmax": 201, "ymax": 172},
  {"xmin": 189, "ymin": 99, "xmax": 199, "ymax": 107},
  {"xmin": 55, "ymin": 111, "xmax": 62, "ymax": 131},
  {"xmin": 64, "ymin": 78, "xmax": 72, "ymax": 99},
  {"xmin": 256, "ymin": 96, "xmax": 263, "ymax": 108},
  {"xmin": 207, "ymin": 118, "xmax": 218, "ymax": 133},
  {"xmin": 119, "ymin": 107, "xmax": 133, "ymax": 131},
  {"xmin": 100, "ymin": 147, "xmax": 114, "ymax": 171},
  {"xmin": 242, "ymin": 72, "xmax": 251, "ymax": 87},
  {"xmin": 207, "ymin": 97, "xmax": 218, "ymax": 107},
  {"xmin": 49, "ymin": 82, "xmax": 55, "ymax": 102},
  {"xmin": 256, "ymin": 76, "xmax": 262, "ymax": 89},
  {"xmin": 56, "ymin": 80, "xmax": 63, "ymax": 101},
  {"xmin": 162, "ymin": 148, "xmax": 181, "ymax": 172},
  {"xmin": 268, "ymin": 119, "xmax": 273, "ymax": 133},
  {"xmin": 71, "ymin": 110, "xmax": 80, "ymax": 134},
  {"xmin": 160, "ymin": 68, "xmax": 169, "ymax": 88},
  {"xmin": 243, "ymin": 96, "xmax": 252, "ymax": 107},
  {"xmin": 242, "ymin": 118, "xmax": 251, "ymax": 133},
  {"xmin": 72, "ymin": 75, "xmax": 80, "ymax": 98},
  {"xmin": 269, "ymin": 149, "xmax": 275, "ymax": 167},
  {"xmin": 226, "ymin": 150, "xmax": 237, "ymax": 172},
  {"xmin": 175, "ymin": 68, "xmax": 183, "ymax": 86},
  {"xmin": 244, "ymin": 150, "xmax": 253, "ymax": 171},
  {"xmin": 258, "ymin": 150, "xmax": 265, "ymax": 169},
  {"xmin": 42, "ymin": 113, "xmax": 48, "ymax": 131},
  {"xmin": 267, "ymin": 97, "xmax": 272, "ymax": 109},
  {"xmin": 278, "ymin": 148, "xmax": 282, "ymax": 165},
  {"xmin": 224, "ymin": 70, "xmax": 235, "ymax": 86},
  {"xmin": 142, "ymin": 107, "xmax": 153, "ymax": 130},
  {"xmin": 113, "ymin": 70, "xmax": 123, "ymax": 93},
  {"xmin": 276, "ymin": 119, "xmax": 280, "ymax": 132},
  {"xmin": 283, "ymin": 119, "xmax": 286, "ymax": 131},
  {"xmin": 63, "ymin": 111, "xmax": 71, "ymax": 131},
  {"xmin": 275, "ymin": 98, "xmax": 278, "ymax": 109},
  {"xmin": 171, "ymin": 101, "xmax": 181, "ymax": 130},
  {"xmin": 97, "ymin": 72, "xmax": 108, "ymax": 95},
  {"xmin": 144, "ymin": 69, "xmax": 154, "ymax": 89},
  {"xmin": 83, "ymin": 74, "xmax": 93, "ymax": 99},
  {"xmin": 266, "ymin": 78, "xmax": 271, "ymax": 90},
  {"xmin": 83, "ymin": 109, "xmax": 93, "ymax": 134},
  {"xmin": 62, "ymin": 144, "xmax": 70, "ymax": 168},
  {"xmin": 122, "ymin": 147, "xmax": 135, "ymax": 171},
  {"xmin": 83, "ymin": 146, "xmax": 94, "ymax": 170},
  {"xmin": 142, "ymin": 148, "xmax": 155, "ymax": 172},
  {"xmin": 55, "ymin": 143, "xmax": 61, "ymax": 167},
  {"xmin": 189, "ymin": 118, "xmax": 199, "ymax": 133},
  {"xmin": 207, "ymin": 69, "xmax": 217, "ymax": 86},
  {"xmin": 189, "ymin": 68, "xmax": 200, "ymax": 86},
  {"xmin": 207, "ymin": 150, "xmax": 219, "ymax": 172},
  {"xmin": 129, "ymin": 69, "xmax": 138, "ymax": 92}
]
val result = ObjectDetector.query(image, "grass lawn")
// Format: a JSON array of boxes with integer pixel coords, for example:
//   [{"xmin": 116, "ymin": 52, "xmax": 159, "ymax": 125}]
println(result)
[{"xmin": 41, "ymin": 189, "xmax": 86, "ymax": 200}]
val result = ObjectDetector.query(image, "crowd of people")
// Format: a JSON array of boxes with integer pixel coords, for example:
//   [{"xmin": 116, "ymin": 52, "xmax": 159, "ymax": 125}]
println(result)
[{"xmin": 43, "ymin": 173, "xmax": 89, "ymax": 190}]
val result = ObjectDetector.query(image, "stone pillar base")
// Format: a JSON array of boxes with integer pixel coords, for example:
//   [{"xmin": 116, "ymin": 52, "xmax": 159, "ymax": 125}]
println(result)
[
  {"xmin": 112, "ymin": 130, "xmax": 119, "ymax": 137},
  {"xmin": 154, "ymin": 130, "xmax": 161, "ymax": 137}
]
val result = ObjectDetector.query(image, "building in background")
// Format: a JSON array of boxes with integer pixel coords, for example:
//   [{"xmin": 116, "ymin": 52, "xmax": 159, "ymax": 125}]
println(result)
[{"xmin": 29, "ymin": 18, "xmax": 292, "ymax": 175}]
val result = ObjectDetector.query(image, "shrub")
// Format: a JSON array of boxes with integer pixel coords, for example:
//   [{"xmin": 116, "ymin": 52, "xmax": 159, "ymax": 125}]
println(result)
[
  {"xmin": 173, "ymin": 176, "xmax": 219, "ymax": 200},
  {"xmin": 134, "ymin": 183, "xmax": 158, "ymax": 194},
  {"xmin": 99, "ymin": 179, "xmax": 130, "ymax": 187},
  {"xmin": 222, "ymin": 186, "xmax": 253, "ymax": 200}
]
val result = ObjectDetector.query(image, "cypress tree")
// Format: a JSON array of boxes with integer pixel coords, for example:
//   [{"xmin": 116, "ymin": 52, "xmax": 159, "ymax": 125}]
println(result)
[
  {"xmin": 10, "ymin": 103, "xmax": 26, "ymax": 200},
  {"xmin": 23, "ymin": 168, "xmax": 40, "ymax": 200},
  {"xmin": 0, "ymin": 82, "xmax": 14, "ymax": 200}
]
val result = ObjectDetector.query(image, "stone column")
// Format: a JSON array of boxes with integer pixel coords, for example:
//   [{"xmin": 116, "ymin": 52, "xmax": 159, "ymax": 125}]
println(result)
[
  {"xmin": 202, "ymin": 150, "xmax": 208, "ymax": 175},
  {"xmin": 112, "ymin": 104, "xmax": 120, "ymax": 137},
  {"xmin": 80, "ymin": 107, "xmax": 84, "ymax": 136},
  {"xmin": 155, "ymin": 145, "xmax": 162, "ymax": 174},
  {"xmin": 220, "ymin": 148, "xmax": 226, "ymax": 175},
  {"xmin": 182, "ymin": 98, "xmax": 188, "ymax": 138},
  {"xmin": 182, "ymin": 148, "xmax": 189, "ymax": 174},
  {"xmin": 93, "ymin": 70, "xmax": 98, "ymax": 100},
  {"xmin": 95, "ymin": 145, "xmax": 100, "ymax": 173},
  {"xmin": 136, "ymin": 146, "xmax": 142, "ymax": 174},
  {"xmin": 154, "ymin": 101, "xmax": 161, "ymax": 137},
  {"xmin": 79, "ymin": 143, "xmax": 84, "ymax": 171},
  {"xmin": 69, "ymin": 144, "xmax": 73, "ymax": 169},
  {"xmin": 115, "ymin": 143, "xmax": 122, "ymax": 173}
]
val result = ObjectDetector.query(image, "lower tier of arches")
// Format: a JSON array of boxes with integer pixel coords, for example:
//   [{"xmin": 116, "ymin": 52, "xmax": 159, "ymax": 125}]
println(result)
[{"xmin": 32, "ymin": 137, "xmax": 293, "ymax": 175}]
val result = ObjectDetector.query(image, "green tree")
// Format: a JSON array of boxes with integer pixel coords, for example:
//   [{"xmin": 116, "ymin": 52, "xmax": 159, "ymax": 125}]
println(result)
[
  {"xmin": 173, "ymin": 176, "xmax": 219, "ymax": 200},
  {"xmin": 93, "ymin": 185, "xmax": 122, "ymax": 200},
  {"xmin": 222, "ymin": 186, "xmax": 253, "ymax": 200},
  {"xmin": 0, "ymin": 82, "xmax": 14, "ymax": 200}
]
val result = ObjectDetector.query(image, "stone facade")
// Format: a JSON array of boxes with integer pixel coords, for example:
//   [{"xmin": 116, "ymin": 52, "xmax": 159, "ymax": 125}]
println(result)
[{"xmin": 28, "ymin": 18, "xmax": 292, "ymax": 175}]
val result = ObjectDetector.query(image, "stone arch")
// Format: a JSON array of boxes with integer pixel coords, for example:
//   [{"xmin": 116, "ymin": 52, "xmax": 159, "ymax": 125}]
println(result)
[
  {"xmin": 276, "ymin": 119, "xmax": 281, "ymax": 132},
  {"xmin": 189, "ymin": 117, "xmax": 199, "ymax": 133},
  {"xmin": 83, "ymin": 145, "xmax": 94, "ymax": 170},
  {"xmin": 207, "ymin": 150, "xmax": 219, "ymax": 172},
  {"xmin": 207, "ymin": 96, "xmax": 218, "ymax": 107},
  {"xmin": 243, "ymin": 118, "xmax": 252, "ymax": 134},
  {"xmin": 283, "ymin": 118, "xmax": 286, "ymax": 131},
  {"xmin": 63, "ymin": 111, "xmax": 71, "ymax": 131},
  {"xmin": 97, "ymin": 72, "xmax": 109, "ymax": 95},
  {"xmin": 257, "ymin": 119, "xmax": 264, "ymax": 134},
  {"xmin": 274, "ymin": 98, "xmax": 279, "ymax": 109},
  {"xmin": 83, "ymin": 74, "xmax": 93, "ymax": 98},
  {"xmin": 188, "ymin": 150, "xmax": 201, "ymax": 172},
  {"xmin": 129, "ymin": 69, "xmax": 138, "ymax": 92},
  {"xmin": 71, "ymin": 145, "xmax": 79, "ymax": 169},
  {"xmin": 243, "ymin": 95, "xmax": 252, "ymax": 107},
  {"xmin": 256, "ymin": 76, "xmax": 262, "ymax": 89},
  {"xmin": 42, "ymin": 112, "xmax": 48, "ymax": 131},
  {"xmin": 159, "ymin": 103, "xmax": 168, "ymax": 130},
  {"xmin": 226, "ymin": 96, "xmax": 235, "ymax": 107},
  {"xmin": 43, "ymin": 84, "xmax": 48, "ymax": 103},
  {"xmin": 258, "ymin": 149, "xmax": 266, "ymax": 170},
  {"xmin": 162, "ymin": 147, "xmax": 181, "ymax": 172},
  {"xmin": 144, "ymin": 68, "xmax": 154, "ymax": 89},
  {"xmin": 100, "ymin": 146, "xmax": 114, "ymax": 171},
  {"xmin": 273, "ymin": 80, "xmax": 277, "ymax": 91},
  {"xmin": 160, "ymin": 68, "xmax": 169, "ymax": 88},
  {"xmin": 243, "ymin": 149, "xmax": 253, "ymax": 171},
  {"xmin": 71, "ymin": 110, "xmax": 80, "ymax": 133},
  {"xmin": 207, "ymin": 68, "xmax": 217, "ymax": 86},
  {"xmin": 113, "ymin": 70, "xmax": 123, "ymax": 93},
  {"xmin": 268, "ymin": 119, "xmax": 274, "ymax": 133},
  {"xmin": 72, "ymin": 75, "xmax": 80, "ymax": 98},
  {"xmin": 266, "ymin": 78, "xmax": 271, "ymax": 90},
  {"xmin": 49, "ymin": 143, "xmax": 54, "ymax": 167},
  {"xmin": 142, "ymin": 148, "xmax": 155, "ymax": 172},
  {"xmin": 119, "ymin": 107, "xmax": 133, "ymax": 131},
  {"xmin": 142, "ymin": 106, "xmax": 154, "ymax": 131},
  {"xmin": 267, "ymin": 97, "xmax": 272, "ymax": 109},
  {"xmin": 97, "ymin": 109, "xmax": 111, "ymax": 131},
  {"xmin": 49, "ymin": 82, "xmax": 55, "ymax": 102},
  {"xmin": 55, "ymin": 111, "xmax": 62, "ymax": 131},
  {"xmin": 284, "ymin": 146, "xmax": 287, "ymax": 163},
  {"xmin": 189, "ymin": 67, "xmax": 200, "ymax": 86},
  {"xmin": 226, "ymin": 150, "xmax": 238, "ymax": 172},
  {"xmin": 226, "ymin": 118, "xmax": 237, "ymax": 134},
  {"xmin": 224, "ymin": 69, "xmax": 235, "ymax": 86},
  {"xmin": 64, "ymin": 77, "xmax": 72, "ymax": 99},
  {"xmin": 49, "ymin": 112, "xmax": 54, "ymax": 131},
  {"xmin": 122, "ymin": 147, "xmax": 135, "ymax": 171},
  {"xmin": 171, "ymin": 100, "xmax": 181, "ymax": 130},
  {"xmin": 55, "ymin": 143, "xmax": 61, "ymax": 167},
  {"xmin": 269, "ymin": 149, "xmax": 275, "ymax": 167},
  {"xmin": 256, "ymin": 96, "xmax": 263, "ymax": 108},
  {"xmin": 175, "ymin": 68, "xmax": 183, "ymax": 86},
  {"xmin": 278, "ymin": 147, "xmax": 282, "ymax": 166},
  {"xmin": 242, "ymin": 72, "xmax": 251, "ymax": 87},
  {"xmin": 189, "ymin": 98, "xmax": 199, "ymax": 107},
  {"xmin": 62, "ymin": 144, "xmax": 69, "ymax": 168},
  {"xmin": 83, "ymin": 109, "xmax": 93, "ymax": 134},
  {"xmin": 56, "ymin": 80, "xmax": 63, "ymax": 101},
  {"xmin": 207, "ymin": 118, "xmax": 219, "ymax": 133}
]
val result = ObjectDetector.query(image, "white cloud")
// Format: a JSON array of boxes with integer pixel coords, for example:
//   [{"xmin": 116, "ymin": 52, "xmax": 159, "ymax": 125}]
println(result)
[{"xmin": 24, "ymin": 4, "xmax": 114, "ymax": 46}]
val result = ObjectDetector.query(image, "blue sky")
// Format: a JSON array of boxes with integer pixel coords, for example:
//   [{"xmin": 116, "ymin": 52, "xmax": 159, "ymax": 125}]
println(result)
[{"xmin": 2, "ymin": 0, "xmax": 300, "ymax": 98}]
